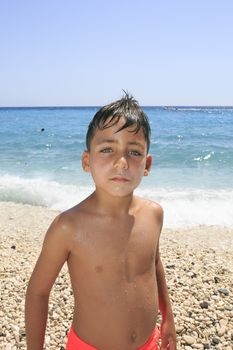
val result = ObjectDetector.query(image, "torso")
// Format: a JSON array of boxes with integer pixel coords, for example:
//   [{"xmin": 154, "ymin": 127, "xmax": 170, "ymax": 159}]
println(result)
[{"xmin": 65, "ymin": 196, "xmax": 161, "ymax": 350}]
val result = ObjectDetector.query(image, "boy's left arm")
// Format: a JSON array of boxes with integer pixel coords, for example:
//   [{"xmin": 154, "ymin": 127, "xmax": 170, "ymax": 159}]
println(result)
[
  {"xmin": 156, "ymin": 255, "xmax": 176, "ymax": 349},
  {"xmin": 155, "ymin": 205, "xmax": 176, "ymax": 350}
]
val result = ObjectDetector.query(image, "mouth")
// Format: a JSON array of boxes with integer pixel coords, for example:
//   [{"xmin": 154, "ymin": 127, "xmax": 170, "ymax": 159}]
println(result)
[{"xmin": 110, "ymin": 176, "xmax": 130, "ymax": 183}]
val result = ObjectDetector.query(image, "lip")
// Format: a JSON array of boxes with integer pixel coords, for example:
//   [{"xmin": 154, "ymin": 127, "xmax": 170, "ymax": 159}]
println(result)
[{"xmin": 110, "ymin": 176, "xmax": 130, "ymax": 182}]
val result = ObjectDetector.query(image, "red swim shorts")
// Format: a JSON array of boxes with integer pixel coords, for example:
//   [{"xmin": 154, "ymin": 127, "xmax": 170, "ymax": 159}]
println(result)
[{"xmin": 66, "ymin": 325, "xmax": 160, "ymax": 350}]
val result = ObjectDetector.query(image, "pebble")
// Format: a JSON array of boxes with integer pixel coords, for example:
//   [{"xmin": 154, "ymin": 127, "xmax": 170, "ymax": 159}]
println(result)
[
  {"xmin": 10, "ymin": 325, "xmax": 19, "ymax": 333},
  {"xmin": 200, "ymin": 301, "xmax": 209, "ymax": 309},
  {"xmin": 219, "ymin": 319, "xmax": 228, "ymax": 327},
  {"xmin": 218, "ymin": 288, "xmax": 230, "ymax": 296},
  {"xmin": 183, "ymin": 335, "xmax": 196, "ymax": 345},
  {"xmin": 212, "ymin": 337, "xmax": 221, "ymax": 345},
  {"xmin": 176, "ymin": 326, "xmax": 184, "ymax": 333},
  {"xmin": 214, "ymin": 276, "xmax": 221, "ymax": 283},
  {"xmin": 217, "ymin": 326, "xmax": 226, "ymax": 336}
]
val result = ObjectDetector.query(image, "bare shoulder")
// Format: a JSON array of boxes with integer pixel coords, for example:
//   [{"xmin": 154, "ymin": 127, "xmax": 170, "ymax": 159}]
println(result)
[
  {"xmin": 51, "ymin": 199, "xmax": 92, "ymax": 235},
  {"xmin": 27, "ymin": 207, "xmax": 85, "ymax": 296},
  {"xmin": 134, "ymin": 196, "xmax": 164, "ymax": 227},
  {"xmin": 134, "ymin": 195, "xmax": 163, "ymax": 214},
  {"xmin": 43, "ymin": 204, "xmax": 83, "ymax": 247},
  {"xmin": 52, "ymin": 203, "xmax": 82, "ymax": 232}
]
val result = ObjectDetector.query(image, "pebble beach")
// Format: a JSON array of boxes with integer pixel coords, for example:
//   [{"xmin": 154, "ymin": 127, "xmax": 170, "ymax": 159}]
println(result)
[{"xmin": 1, "ymin": 202, "xmax": 233, "ymax": 350}]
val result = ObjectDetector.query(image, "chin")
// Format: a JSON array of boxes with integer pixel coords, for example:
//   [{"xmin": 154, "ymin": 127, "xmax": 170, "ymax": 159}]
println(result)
[
  {"xmin": 97, "ymin": 180, "xmax": 142, "ymax": 197},
  {"xmin": 111, "ymin": 191, "xmax": 133, "ymax": 198},
  {"xmin": 106, "ymin": 186, "xmax": 137, "ymax": 198}
]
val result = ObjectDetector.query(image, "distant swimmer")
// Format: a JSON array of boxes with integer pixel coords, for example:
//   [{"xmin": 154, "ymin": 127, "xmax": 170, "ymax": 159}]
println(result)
[{"xmin": 40, "ymin": 128, "xmax": 45, "ymax": 132}]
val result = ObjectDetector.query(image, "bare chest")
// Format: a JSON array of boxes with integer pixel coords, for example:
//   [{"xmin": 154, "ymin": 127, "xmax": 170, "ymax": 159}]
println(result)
[{"xmin": 68, "ymin": 217, "xmax": 158, "ymax": 283}]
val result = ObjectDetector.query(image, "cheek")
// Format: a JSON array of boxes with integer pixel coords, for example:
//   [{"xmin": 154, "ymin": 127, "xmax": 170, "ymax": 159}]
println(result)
[
  {"xmin": 89, "ymin": 156, "xmax": 111, "ymax": 177},
  {"xmin": 90, "ymin": 157, "xmax": 110, "ymax": 168},
  {"xmin": 131, "ymin": 159, "xmax": 146, "ymax": 171}
]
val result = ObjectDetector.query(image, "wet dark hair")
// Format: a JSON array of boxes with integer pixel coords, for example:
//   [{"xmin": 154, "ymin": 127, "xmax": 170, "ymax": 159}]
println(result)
[{"xmin": 86, "ymin": 91, "xmax": 151, "ymax": 152}]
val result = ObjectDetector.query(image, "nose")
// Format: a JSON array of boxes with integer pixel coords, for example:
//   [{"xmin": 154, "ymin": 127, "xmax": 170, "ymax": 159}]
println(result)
[{"xmin": 114, "ymin": 154, "xmax": 129, "ymax": 170}]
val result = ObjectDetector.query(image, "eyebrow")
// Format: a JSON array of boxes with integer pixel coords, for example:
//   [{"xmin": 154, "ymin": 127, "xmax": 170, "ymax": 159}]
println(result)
[{"xmin": 97, "ymin": 139, "xmax": 145, "ymax": 149}]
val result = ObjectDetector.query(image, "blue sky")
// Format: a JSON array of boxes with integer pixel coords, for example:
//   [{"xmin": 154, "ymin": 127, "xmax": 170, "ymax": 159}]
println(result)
[{"xmin": 1, "ymin": 0, "xmax": 233, "ymax": 106}]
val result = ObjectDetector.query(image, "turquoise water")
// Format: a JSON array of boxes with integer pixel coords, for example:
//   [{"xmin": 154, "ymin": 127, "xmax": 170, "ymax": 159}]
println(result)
[{"xmin": 1, "ymin": 106, "xmax": 233, "ymax": 227}]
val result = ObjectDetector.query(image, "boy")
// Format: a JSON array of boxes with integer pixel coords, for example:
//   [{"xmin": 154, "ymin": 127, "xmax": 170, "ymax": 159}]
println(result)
[{"xmin": 25, "ymin": 93, "xmax": 176, "ymax": 350}]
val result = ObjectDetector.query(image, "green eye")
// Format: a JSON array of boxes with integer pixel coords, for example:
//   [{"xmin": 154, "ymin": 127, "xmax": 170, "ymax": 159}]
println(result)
[
  {"xmin": 100, "ymin": 148, "xmax": 112, "ymax": 153},
  {"xmin": 129, "ymin": 150, "xmax": 141, "ymax": 156}
]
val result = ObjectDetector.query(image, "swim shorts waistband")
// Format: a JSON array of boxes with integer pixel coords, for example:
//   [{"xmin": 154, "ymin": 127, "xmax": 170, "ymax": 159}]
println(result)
[{"xmin": 66, "ymin": 325, "xmax": 160, "ymax": 349}]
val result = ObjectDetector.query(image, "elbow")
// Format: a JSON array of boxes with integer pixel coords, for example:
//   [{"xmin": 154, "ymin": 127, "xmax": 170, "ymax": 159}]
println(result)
[
  {"xmin": 25, "ymin": 285, "xmax": 50, "ymax": 319},
  {"xmin": 26, "ymin": 278, "xmax": 51, "ymax": 300}
]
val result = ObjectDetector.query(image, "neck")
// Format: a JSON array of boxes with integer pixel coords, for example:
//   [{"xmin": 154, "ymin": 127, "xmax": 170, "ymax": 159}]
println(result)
[{"xmin": 90, "ymin": 189, "xmax": 135, "ymax": 216}]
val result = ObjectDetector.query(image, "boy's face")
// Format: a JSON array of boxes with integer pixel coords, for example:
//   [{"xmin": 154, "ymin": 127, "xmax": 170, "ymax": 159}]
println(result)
[{"xmin": 82, "ymin": 118, "xmax": 152, "ymax": 198}]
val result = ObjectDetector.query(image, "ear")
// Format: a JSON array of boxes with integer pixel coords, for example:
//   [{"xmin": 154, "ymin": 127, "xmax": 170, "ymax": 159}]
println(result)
[
  {"xmin": 82, "ymin": 151, "xmax": 91, "ymax": 173},
  {"xmin": 144, "ymin": 154, "xmax": 152, "ymax": 176}
]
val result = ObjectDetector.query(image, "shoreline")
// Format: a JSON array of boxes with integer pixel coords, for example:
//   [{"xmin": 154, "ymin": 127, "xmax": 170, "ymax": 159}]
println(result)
[{"xmin": 1, "ymin": 202, "xmax": 233, "ymax": 349}]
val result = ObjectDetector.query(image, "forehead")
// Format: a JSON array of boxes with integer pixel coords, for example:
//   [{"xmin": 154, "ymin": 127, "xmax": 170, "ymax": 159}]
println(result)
[{"xmin": 92, "ymin": 121, "xmax": 147, "ymax": 145}]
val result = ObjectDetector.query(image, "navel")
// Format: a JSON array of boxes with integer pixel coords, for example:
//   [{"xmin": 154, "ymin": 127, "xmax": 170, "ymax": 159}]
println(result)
[
  {"xmin": 95, "ymin": 265, "xmax": 103, "ymax": 273},
  {"xmin": 130, "ymin": 330, "xmax": 137, "ymax": 343}
]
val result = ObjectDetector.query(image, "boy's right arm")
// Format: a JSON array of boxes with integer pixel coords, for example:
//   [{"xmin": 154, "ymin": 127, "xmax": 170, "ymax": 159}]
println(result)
[{"xmin": 25, "ymin": 214, "xmax": 72, "ymax": 350}]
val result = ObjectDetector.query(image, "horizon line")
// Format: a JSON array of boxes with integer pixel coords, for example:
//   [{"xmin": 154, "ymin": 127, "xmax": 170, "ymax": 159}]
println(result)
[{"xmin": 1, "ymin": 105, "xmax": 233, "ymax": 109}]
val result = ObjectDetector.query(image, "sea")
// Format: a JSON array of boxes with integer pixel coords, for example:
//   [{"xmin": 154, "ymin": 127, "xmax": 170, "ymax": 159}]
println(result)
[{"xmin": 1, "ymin": 106, "xmax": 233, "ymax": 228}]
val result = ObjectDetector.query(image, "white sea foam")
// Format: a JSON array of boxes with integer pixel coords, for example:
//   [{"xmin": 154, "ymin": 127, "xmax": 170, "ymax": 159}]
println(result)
[
  {"xmin": 193, "ymin": 151, "xmax": 214, "ymax": 162},
  {"xmin": 1, "ymin": 175, "xmax": 233, "ymax": 228},
  {"xmin": 0, "ymin": 175, "xmax": 92, "ymax": 211},
  {"xmin": 136, "ymin": 188, "xmax": 233, "ymax": 228}
]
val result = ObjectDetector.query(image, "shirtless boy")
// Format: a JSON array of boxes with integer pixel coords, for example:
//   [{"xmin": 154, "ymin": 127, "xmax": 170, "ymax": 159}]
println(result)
[{"xmin": 25, "ymin": 93, "xmax": 176, "ymax": 350}]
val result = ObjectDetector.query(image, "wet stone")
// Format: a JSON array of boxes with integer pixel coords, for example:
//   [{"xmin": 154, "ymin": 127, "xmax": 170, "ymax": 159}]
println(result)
[
  {"xmin": 200, "ymin": 301, "xmax": 209, "ymax": 309},
  {"xmin": 218, "ymin": 288, "xmax": 229, "ymax": 296},
  {"xmin": 211, "ymin": 337, "xmax": 221, "ymax": 345},
  {"xmin": 214, "ymin": 276, "xmax": 221, "ymax": 283},
  {"xmin": 166, "ymin": 264, "xmax": 175, "ymax": 269}
]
